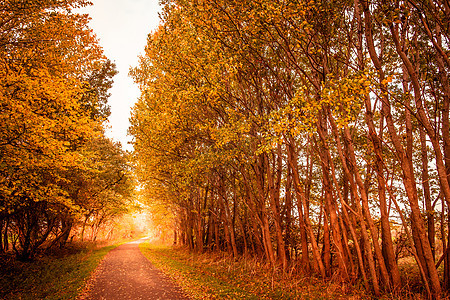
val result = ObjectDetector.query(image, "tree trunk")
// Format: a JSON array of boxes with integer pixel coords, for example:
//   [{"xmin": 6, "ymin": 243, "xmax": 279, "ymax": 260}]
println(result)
[
  {"xmin": 267, "ymin": 146, "xmax": 287, "ymax": 269},
  {"xmin": 316, "ymin": 111, "xmax": 349, "ymax": 280},
  {"xmin": 287, "ymin": 138, "xmax": 323, "ymax": 277}
]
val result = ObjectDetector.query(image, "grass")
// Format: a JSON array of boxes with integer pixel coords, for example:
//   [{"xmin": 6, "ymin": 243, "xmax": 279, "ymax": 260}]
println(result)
[
  {"xmin": 0, "ymin": 241, "xmax": 121, "ymax": 300},
  {"xmin": 139, "ymin": 242, "xmax": 370, "ymax": 299}
]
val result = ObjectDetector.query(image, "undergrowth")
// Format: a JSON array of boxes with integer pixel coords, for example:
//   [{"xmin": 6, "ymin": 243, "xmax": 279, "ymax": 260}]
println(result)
[{"xmin": 139, "ymin": 242, "xmax": 379, "ymax": 299}]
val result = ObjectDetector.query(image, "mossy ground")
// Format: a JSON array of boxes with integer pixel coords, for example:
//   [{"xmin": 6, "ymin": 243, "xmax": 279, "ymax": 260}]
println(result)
[{"xmin": 0, "ymin": 241, "xmax": 121, "ymax": 300}]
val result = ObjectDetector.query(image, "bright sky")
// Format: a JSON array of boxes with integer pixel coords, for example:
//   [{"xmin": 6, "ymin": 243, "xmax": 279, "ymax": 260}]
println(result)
[{"xmin": 80, "ymin": 0, "xmax": 162, "ymax": 151}]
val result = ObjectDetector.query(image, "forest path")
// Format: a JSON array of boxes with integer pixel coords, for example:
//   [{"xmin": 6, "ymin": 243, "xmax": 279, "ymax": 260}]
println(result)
[{"xmin": 79, "ymin": 238, "xmax": 190, "ymax": 300}]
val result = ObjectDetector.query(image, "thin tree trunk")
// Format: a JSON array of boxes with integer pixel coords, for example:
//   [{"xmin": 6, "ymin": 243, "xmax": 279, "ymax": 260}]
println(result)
[
  {"xmin": 287, "ymin": 138, "xmax": 323, "ymax": 277},
  {"xmin": 267, "ymin": 146, "xmax": 287, "ymax": 269},
  {"xmin": 316, "ymin": 111, "xmax": 349, "ymax": 280},
  {"xmin": 420, "ymin": 128, "xmax": 435, "ymax": 259}
]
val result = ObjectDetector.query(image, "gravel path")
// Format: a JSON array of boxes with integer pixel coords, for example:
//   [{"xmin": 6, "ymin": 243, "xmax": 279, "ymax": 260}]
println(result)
[{"xmin": 79, "ymin": 238, "xmax": 190, "ymax": 300}]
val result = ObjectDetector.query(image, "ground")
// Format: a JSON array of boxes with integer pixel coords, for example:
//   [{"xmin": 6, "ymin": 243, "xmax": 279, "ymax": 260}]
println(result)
[{"xmin": 78, "ymin": 238, "xmax": 190, "ymax": 300}]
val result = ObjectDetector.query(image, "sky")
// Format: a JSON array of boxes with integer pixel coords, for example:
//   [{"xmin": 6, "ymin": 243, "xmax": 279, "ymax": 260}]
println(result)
[{"xmin": 80, "ymin": 0, "xmax": 162, "ymax": 151}]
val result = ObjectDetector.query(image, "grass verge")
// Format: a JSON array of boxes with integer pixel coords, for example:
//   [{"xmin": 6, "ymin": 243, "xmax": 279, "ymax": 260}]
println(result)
[
  {"xmin": 139, "ymin": 242, "xmax": 370, "ymax": 299},
  {"xmin": 0, "ymin": 242, "xmax": 120, "ymax": 300}
]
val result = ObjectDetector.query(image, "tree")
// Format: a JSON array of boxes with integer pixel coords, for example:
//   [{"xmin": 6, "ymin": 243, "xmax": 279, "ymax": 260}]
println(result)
[{"xmin": 0, "ymin": 0, "xmax": 128, "ymax": 259}]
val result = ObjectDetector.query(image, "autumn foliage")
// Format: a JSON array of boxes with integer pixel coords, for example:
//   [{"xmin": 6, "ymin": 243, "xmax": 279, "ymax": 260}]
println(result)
[
  {"xmin": 130, "ymin": 0, "xmax": 450, "ymax": 298},
  {"xmin": 0, "ymin": 0, "xmax": 133, "ymax": 260}
]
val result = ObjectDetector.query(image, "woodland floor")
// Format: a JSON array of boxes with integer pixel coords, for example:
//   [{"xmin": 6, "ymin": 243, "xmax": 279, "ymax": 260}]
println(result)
[{"xmin": 78, "ymin": 238, "xmax": 190, "ymax": 300}]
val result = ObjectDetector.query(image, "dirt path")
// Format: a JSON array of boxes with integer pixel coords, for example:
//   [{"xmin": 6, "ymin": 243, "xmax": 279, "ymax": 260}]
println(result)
[{"xmin": 79, "ymin": 238, "xmax": 190, "ymax": 300}]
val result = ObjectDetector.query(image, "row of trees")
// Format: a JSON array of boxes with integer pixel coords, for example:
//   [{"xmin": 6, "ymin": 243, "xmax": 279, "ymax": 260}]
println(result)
[
  {"xmin": 0, "ymin": 0, "xmax": 134, "ymax": 260},
  {"xmin": 131, "ymin": 0, "xmax": 449, "ymax": 298}
]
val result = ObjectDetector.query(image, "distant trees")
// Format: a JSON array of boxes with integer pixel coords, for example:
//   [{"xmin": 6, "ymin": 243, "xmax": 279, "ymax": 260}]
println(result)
[
  {"xmin": 130, "ymin": 0, "xmax": 449, "ymax": 298},
  {"xmin": 0, "ymin": 0, "xmax": 133, "ymax": 260}
]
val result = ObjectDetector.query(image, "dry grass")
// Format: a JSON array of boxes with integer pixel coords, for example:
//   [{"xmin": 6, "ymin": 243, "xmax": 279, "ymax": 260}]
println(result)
[{"xmin": 139, "ymin": 242, "xmax": 377, "ymax": 299}]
